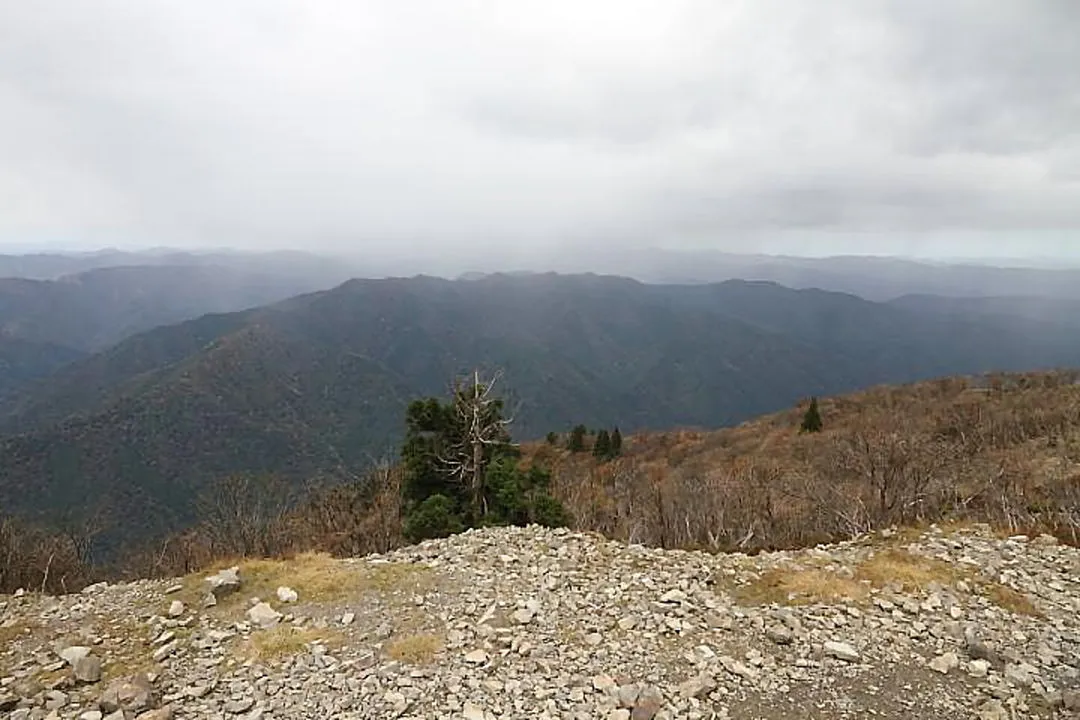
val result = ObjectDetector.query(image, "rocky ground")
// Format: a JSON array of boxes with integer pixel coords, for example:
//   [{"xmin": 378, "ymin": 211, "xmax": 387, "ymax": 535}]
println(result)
[{"xmin": 1, "ymin": 524, "xmax": 1078, "ymax": 719}]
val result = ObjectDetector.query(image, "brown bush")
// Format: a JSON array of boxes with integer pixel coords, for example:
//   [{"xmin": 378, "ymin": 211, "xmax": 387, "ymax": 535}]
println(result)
[
  {"xmin": 540, "ymin": 370, "xmax": 1080, "ymax": 552},
  {"xmin": 20, "ymin": 369, "xmax": 1080, "ymax": 594},
  {"xmin": 0, "ymin": 514, "xmax": 100, "ymax": 594},
  {"xmin": 115, "ymin": 464, "xmax": 404, "ymax": 582}
]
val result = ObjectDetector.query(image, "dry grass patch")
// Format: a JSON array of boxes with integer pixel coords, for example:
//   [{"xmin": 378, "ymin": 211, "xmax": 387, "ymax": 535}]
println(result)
[
  {"xmin": 385, "ymin": 633, "xmax": 444, "ymax": 665},
  {"xmin": 361, "ymin": 561, "xmax": 434, "ymax": 594},
  {"xmin": 854, "ymin": 549, "xmax": 967, "ymax": 593},
  {"xmin": 0, "ymin": 619, "xmax": 36, "ymax": 646},
  {"xmin": 99, "ymin": 654, "xmax": 157, "ymax": 683},
  {"xmin": 244, "ymin": 626, "xmax": 338, "ymax": 663},
  {"xmin": 733, "ymin": 567, "xmax": 870, "ymax": 606},
  {"xmin": 184, "ymin": 553, "xmax": 433, "ymax": 613},
  {"xmin": 985, "ymin": 584, "xmax": 1043, "ymax": 618},
  {"xmin": 233, "ymin": 552, "xmax": 363, "ymax": 603}
]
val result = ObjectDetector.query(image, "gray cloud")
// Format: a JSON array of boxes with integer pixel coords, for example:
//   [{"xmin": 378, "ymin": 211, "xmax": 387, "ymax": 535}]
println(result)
[{"xmin": 0, "ymin": 1, "xmax": 1077, "ymax": 260}]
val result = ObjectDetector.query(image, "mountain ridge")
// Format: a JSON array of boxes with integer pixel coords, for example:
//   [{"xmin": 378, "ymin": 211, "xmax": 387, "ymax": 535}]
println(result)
[{"xmin": 3, "ymin": 273, "xmax": 1080, "ymax": 556}]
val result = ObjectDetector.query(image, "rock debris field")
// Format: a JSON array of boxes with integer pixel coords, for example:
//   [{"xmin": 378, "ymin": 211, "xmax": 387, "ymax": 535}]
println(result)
[{"xmin": 1, "ymin": 524, "xmax": 1079, "ymax": 719}]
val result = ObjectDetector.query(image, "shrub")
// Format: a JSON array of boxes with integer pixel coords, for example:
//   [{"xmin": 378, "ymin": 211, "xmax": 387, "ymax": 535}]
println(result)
[{"xmin": 403, "ymin": 495, "xmax": 464, "ymax": 542}]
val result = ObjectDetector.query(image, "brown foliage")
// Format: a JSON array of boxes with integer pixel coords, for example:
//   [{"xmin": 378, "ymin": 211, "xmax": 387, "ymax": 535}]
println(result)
[
  {"xmin": 0, "ymin": 514, "xmax": 100, "ymax": 594},
  {"xmin": 540, "ymin": 370, "xmax": 1080, "ymax": 552},
  {"xmin": 115, "ymin": 464, "xmax": 404, "ymax": 582},
  {"xmin": 11, "ymin": 370, "xmax": 1080, "ymax": 595}
]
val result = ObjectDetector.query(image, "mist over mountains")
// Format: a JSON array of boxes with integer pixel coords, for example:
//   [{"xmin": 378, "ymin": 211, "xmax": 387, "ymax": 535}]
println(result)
[{"xmin": 2, "ymin": 249, "xmax": 1080, "ymax": 553}]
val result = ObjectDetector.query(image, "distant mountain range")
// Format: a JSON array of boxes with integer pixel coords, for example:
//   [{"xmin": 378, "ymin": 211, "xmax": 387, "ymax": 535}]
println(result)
[
  {"xmin": 0, "ymin": 248, "xmax": 358, "ymax": 282},
  {"xmin": 535, "ymin": 248, "xmax": 1080, "ymax": 302},
  {"xmin": 0, "ymin": 263, "xmax": 353, "ymax": 396},
  {"xmin": 8, "ymin": 246, "xmax": 1080, "ymax": 301},
  {"xmin": 3, "ymin": 270, "xmax": 1080, "ymax": 555}
]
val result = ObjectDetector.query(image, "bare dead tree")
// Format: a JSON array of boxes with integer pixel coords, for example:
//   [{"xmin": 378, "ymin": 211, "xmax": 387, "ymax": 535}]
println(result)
[{"xmin": 436, "ymin": 369, "xmax": 514, "ymax": 523}]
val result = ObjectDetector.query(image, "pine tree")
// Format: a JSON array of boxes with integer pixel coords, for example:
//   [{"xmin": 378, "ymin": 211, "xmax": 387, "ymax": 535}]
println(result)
[
  {"xmin": 400, "ymin": 370, "xmax": 567, "ymax": 540},
  {"xmin": 545, "ymin": 431, "xmax": 558, "ymax": 446},
  {"xmin": 401, "ymin": 371, "xmax": 512, "ymax": 533},
  {"xmin": 801, "ymin": 396, "xmax": 823, "ymax": 433},
  {"xmin": 610, "ymin": 427, "xmax": 622, "ymax": 457},
  {"xmin": 568, "ymin": 424, "xmax": 587, "ymax": 452},
  {"xmin": 593, "ymin": 429, "xmax": 611, "ymax": 458}
]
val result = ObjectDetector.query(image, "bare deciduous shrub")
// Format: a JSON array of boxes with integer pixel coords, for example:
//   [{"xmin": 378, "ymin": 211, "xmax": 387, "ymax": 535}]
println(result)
[
  {"xmin": 0, "ymin": 514, "xmax": 99, "ymax": 594},
  {"xmin": 15, "ymin": 369, "xmax": 1080, "ymax": 594},
  {"xmin": 544, "ymin": 370, "xmax": 1080, "ymax": 552}
]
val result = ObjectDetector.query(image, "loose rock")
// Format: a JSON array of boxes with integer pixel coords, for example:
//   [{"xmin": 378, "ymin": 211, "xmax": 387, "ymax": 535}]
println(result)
[
  {"xmin": 823, "ymin": 640, "xmax": 860, "ymax": 663},
  {"xmin": 247, "ymin": 602, "xmax": 283, "ymax": 629}
]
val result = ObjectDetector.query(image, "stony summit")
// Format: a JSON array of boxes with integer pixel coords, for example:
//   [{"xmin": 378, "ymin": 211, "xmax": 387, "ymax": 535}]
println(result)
[{"xmin": 1, "ymin": 524, "xmax": 1078, "ymax": 720}]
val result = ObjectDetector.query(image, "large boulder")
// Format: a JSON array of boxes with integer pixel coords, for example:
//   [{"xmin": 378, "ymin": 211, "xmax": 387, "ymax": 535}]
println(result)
[
  {"xmin": 205, "ymin": 566, "xmax": 241, "ymax": 597},
  {"xmin": 247, "ymin": 602, "xmax": 283, "ymax": 629}
]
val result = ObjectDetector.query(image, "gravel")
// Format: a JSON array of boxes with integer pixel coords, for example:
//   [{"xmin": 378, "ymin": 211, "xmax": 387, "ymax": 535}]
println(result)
[{"xmin": 1, "ymin": 524, "xmax": 1077, "ymax": 719}]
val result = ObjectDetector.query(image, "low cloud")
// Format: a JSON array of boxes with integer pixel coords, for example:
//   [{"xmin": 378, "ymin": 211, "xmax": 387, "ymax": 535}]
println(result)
[{"xmin": 0, "ymin": 1, "xmax": 1077, "ymax": 259}]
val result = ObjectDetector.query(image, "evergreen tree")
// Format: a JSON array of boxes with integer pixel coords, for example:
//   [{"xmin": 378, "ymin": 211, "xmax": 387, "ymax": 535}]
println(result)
[
  {"xmin": 401, "ymin": 370, "xmax": 567, "ymax": 541},
  {"xmin": 568, "ymin": 424, "xmax": 587, "ymax": 452},
  {"xmin": 545, "ymin": 431, "xmax": 558, "ymax": 446},
  {"xmin": 610, "ymin": 427, "xmax": 622, "ymax": 456},
  {"xmin": 593, "ymin": 429, "xmax": 612, "ymax": 458},
  {"xmin": 801, "ymin": 396, "xmax": 823, "ymax": 433}
]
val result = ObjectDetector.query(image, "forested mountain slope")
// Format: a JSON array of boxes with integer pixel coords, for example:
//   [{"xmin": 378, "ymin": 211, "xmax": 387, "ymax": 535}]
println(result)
[{"xmin": 3, "ymin": 273, "xmax": 1080, "ymax": 552}]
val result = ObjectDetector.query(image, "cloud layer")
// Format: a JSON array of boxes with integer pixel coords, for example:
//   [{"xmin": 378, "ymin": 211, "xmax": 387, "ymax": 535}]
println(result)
[{"xmin": 1, "ymin": 1, "xmax": 1078, "ymax": 259}]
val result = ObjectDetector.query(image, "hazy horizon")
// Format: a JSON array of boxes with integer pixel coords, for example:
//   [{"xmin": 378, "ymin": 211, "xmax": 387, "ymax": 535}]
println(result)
[
  {"xmin": 5, "ymin": 240, "xmax": 1080, "ymax": 274},
  {"xmin": 2, "ymin": 2, "xmax": 1078, "ymax": 263}
]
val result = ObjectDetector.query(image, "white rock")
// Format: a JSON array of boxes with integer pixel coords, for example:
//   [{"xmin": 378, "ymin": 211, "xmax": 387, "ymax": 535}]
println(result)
[
  {"xmin": 59, "ymin": 646, "xmax": 92, "ymax": 666},
  {"xmin": 929, "ymin": 652, "xmax": 959, "ymax": 675},
  {"xmin": 462, "ymin": 701, "xmax": 486, "ymax": 720},
  {"xmin": 276, "ymin": 586, "xmax": 298, "ymax": 604},
  {"xmin": 73, "ymin": 656, "xmax": 102, "ymax": 684},
  {"xmin": 823, "ymin": 641, "xmax": 860, "ymax": 662},
  {"xmin": 511, "ymin": 608, "xmax": 535, "ymax": 625},
  {"xmin": 340, "ymin": 612, "xmax": 355, "ymax": 626},
  {"xmin": 167, "ymin": 600, "xmax": 185, "ymax": 618},
  {"xmin": 659, "ymin": 589, "xmax": 687, "ymax": 604},
  {"xmin": 464, "ymin": 649, "xmax": 489, "ymax": 664},
  {"xmin": 678, "ymin": 673, "xmax": 717, "ymax": 699},
  {"xmin": 152, "ymin": 640, "xmax": 179, "ymax": 662},
  {"xmin": 205, "ymin": 566, "xmax": 241, "ymax": 597},
  {"xmin": 247, "ymin": 602, "xmax": 283, "ymax": 629}
]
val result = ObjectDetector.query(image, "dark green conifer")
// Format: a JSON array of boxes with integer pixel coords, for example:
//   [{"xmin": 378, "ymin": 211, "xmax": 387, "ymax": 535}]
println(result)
[
  {"xmin": 610, "ymin": 427, "xmax": 623, "ymax": 456},
  {"xmin": 593, "ymin": 429, "xmax": 612, "ymax": 458},
  {"xmin": 801, "ymin": 396, "xmax": 823, "ymax": 433}
]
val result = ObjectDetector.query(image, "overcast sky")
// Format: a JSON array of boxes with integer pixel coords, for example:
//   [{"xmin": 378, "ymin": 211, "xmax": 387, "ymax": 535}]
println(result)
[{"xmin": 1, "ymin": 1, "xmax": 1078, "ymax": 262}]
